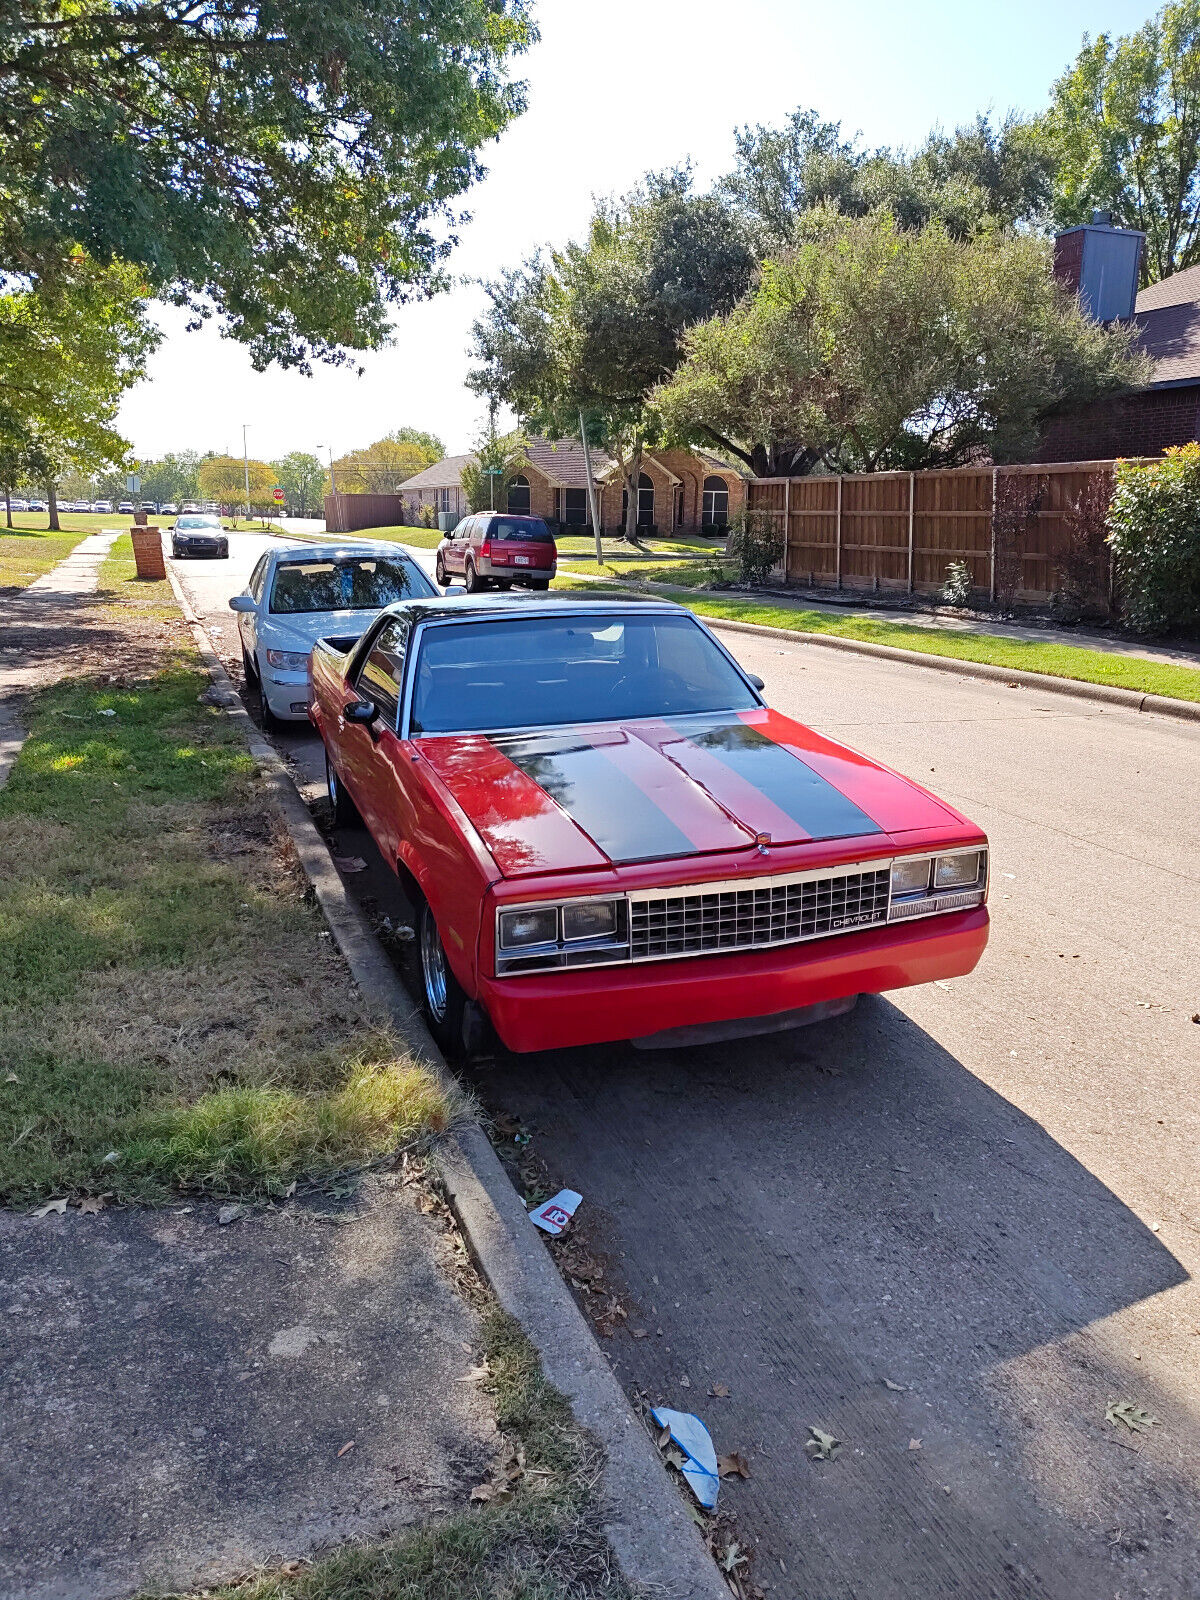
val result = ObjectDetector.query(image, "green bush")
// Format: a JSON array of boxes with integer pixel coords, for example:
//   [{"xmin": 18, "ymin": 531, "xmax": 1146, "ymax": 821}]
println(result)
[
  {"xmin": 726, "ymin": 509, "xmax": 784, "ymax": 586},
  {"xmin": 1108, "ymin": 444, "xmax": 1200, "ymax": 635},
  {"xmin": 941, "ymin": 559, "xmax": 974, "ymax": 606}
]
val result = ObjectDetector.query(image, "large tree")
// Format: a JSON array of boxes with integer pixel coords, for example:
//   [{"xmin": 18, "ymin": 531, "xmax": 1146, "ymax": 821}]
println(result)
[
  {"xmin": 332, "ymin": 428, "xmax": 443, "ymax": 493},
  {"xmin": 722, "ymin": 108, "xmax": 1055, "ymax": 247},
  {"xmin": 654, "ymin": 210, "xmax": 1148, "ymax": 477},
  {"xmin": 0, "ymin": 256, "xmax": 157, "ymax": 526},
  {"xmin": 271, "ymin": 451, "xmax": 325, "ymax": 516},
  {"xmin": 198, "ymin": 453, "xmax": 273, "ymax": 519},
  {"xmin": 0, "ymin": 0, "xmax": 535, "ymax": 369},
  {"xmin": 1046, "ymin": 0, "xmax": 1200, "ymax": 283},
  {"xmin": 470, "ymin": 169, "xmax": 756, "ymax": 540}
]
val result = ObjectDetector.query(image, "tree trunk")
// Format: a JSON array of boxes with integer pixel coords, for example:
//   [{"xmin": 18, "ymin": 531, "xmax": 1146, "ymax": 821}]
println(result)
[
  {"xmin": 47, "ymin": 483, "xmax": 60, "ymax": 531},
  {"xmin": 4, "ymin": 488, "xmax": 11, "ymax": 529},
  {"xmin": 623, "ymin": 447, "xmax": 643, "ymax": 545}
]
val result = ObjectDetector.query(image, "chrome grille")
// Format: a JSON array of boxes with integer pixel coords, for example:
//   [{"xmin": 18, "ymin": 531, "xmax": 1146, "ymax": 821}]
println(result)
[{"xmin": 629, "ymin": 867, "xmax": 891, "ymax": 961}]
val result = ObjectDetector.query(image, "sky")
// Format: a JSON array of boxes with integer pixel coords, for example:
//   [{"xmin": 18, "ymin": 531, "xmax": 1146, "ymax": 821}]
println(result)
[{"xmin": 116, "ymin": 0, "xmax": 1160, "ymax": 467}]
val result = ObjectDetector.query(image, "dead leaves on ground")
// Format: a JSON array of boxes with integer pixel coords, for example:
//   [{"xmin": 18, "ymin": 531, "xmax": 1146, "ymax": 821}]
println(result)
[
  {"xmin": 1106, "ymin": 1400, "xmax": 1162, "ymax": 1434},
  {"xmin": 718, "ymin": 1451, "xmax": 751, "ymax": 1479},
  {"xmin": 469, "ymin": 1441, "xmax": 541, "ymax": 1508},
  {"xmin": 805, "ymin": 1425, "xmax": 841, "ymax": 1461}
]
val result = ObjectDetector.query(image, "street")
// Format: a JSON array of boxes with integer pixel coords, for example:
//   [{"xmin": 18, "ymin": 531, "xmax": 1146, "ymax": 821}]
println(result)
[{"xmin": 171, "ymin": 539, "xmax": 1200, "ymax": 1600}]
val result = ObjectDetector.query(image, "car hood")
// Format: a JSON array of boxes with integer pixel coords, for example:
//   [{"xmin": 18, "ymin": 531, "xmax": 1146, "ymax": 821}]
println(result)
[
  {"xmin": 415, "ymin": 708, "xmax": 963, "ymax": 878},
  {"xmin": 261, "ymin": 609, "xmax": 376, "ymax": 648}
]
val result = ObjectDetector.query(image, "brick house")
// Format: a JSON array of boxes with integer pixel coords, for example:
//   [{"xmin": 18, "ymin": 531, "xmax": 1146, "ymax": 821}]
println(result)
[
  {"xmin": 396, "ymin": 437, "xmax": 745, "ymax": 534},
  {"xmin": 1040, "ymin": 217, "xmax": 1200, "ymax": 460}
]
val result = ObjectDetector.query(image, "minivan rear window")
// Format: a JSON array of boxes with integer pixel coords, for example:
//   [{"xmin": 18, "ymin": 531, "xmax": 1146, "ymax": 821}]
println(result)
[{"xmin": 488, "ymin": 518, "xmax": 554, "ymax": 544}]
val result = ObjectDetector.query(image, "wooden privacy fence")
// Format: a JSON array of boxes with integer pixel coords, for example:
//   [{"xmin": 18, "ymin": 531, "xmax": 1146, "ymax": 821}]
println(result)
[
  {"xmin": 747, "ymin": 460, "xmax": 1143, "ymax": 607},
  {"xmin": 324, "ymin": 491, "xmax": 406, "ymax": 533}
]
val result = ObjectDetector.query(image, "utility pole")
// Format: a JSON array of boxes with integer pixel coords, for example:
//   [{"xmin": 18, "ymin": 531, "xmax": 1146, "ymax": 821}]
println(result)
[
  {"xmin": 319, "ymin": 445, "xmax": 339, "ymax": 532},
  {"xmin": 242, "ymin": 423, "xmax": 251, "ymax": 522},
  {"xmin": 579, "ymin": 412, "xmax": 603, "ymax": 563}
]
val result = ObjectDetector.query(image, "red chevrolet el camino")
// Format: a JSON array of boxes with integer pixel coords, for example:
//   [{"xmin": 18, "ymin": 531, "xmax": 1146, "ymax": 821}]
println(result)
[{"xmin": 310, "ymin": 594, "xmax": 989, "ymax": 1056}]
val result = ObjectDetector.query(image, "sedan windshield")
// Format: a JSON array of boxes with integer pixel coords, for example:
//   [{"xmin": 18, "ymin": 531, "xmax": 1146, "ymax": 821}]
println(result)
[
  {"xmin": 176, "ymin": 516, "xmax": 220, "ymax": 529},
  {"xmin": 410, "ymin": 613, "xmax": 758, "ymax": 734},
  {"xmin": 269, "ymin": 557, "xmax": 430, "ymax": 614}
]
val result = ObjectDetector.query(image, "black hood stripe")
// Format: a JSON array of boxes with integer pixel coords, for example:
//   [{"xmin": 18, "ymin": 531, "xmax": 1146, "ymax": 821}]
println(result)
[
  {"xmin": 493, "ymin": 734, "xmax": 695, "ymax": 864},
  {"xmin": 667, "ymin": 717, "xmax": 882, "ymax": 842}
]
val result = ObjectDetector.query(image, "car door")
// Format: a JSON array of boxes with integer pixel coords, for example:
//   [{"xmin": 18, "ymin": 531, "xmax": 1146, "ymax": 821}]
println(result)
[
  {"xmin": 447, "ymin": 519, "xmax": 468, "ymax": 575},
  {"xmin": 339, "ymin": 615, "xmax": 412, "ymax": 864},
  {"xmin": 240, "ymin": 553, "xmax": 270, "ymax": 660}
]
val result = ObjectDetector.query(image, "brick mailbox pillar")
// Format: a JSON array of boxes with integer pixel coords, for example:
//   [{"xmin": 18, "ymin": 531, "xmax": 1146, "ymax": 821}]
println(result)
[{"xmin": 130, "ymin": 525, "xmax": 166, "ymax": 581}]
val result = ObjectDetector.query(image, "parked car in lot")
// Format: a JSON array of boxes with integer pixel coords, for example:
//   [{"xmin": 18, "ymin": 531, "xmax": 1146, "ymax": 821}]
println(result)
[
  {"xmin": 229, "ymin": 540, "xmax": 438, "ymax": 724},
  {"xmin": 118, "ymin": 501, "xmax": 134, "ymax": 513},
  {"xmin": 311, "ymin": 594, "xmax": 990, "ymax": 1056},
  {"xmin": 435, "ymin": 513, "xmax": 556, "ymax": 591},
  {"xmin": 170, "ymin": 513, "xmax": 229, "ymax": 560},
  {"xmin": 27, "ymin": 498, "xmax": 46, "ymax": 512},
  {"xmin": 93, "ymin": 500, "xmax": 113, "ymax": 513}
]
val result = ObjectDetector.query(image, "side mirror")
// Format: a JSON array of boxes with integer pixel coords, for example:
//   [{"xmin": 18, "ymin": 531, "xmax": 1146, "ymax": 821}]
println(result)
[
  {"xmin": 343, "ymin": 700, "xmax": 377, "ymax": 724},
  {"xmin": 228, "ymin": 594, "xmax": 256, "ymax": 612},
  {"xmin": 443, "ymin": 583, "xmax": 466, "ymax": 596},
  {"xmin": 747, "ymin": 673, "xmax": 765, "ymax": 691}
]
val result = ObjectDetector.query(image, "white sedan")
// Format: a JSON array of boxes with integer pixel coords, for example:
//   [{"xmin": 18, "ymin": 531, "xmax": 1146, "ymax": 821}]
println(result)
[{"xmin": 228, "ymin": 540, "xmax": 438, "ymax": 723}]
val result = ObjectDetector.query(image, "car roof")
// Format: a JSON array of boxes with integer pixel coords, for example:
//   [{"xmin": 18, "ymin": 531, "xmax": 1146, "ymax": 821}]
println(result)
[
  {"xmin": 376, "ymin": 590, "xmax": 688, "ymax": 627},
  {"xmin": 268, "ymin": 540, "xmax": 420, "ymax": 563}
]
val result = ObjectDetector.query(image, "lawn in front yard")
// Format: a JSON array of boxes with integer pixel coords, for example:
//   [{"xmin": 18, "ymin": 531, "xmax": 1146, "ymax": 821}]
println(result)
[
  {"xmin": 555, "ymin": 576, "xmax": 1200, "ymax": 703},
  {"xmin": 321, "ymin": 522, "xmax": 724, "ymax": 558},
  {"xmin": 0, "ymin": 560, "xmax": 452, "ymax": 1205},
  {"xmin": 0, "ymin": 525, "xmax": 96, "ymax": 588}
]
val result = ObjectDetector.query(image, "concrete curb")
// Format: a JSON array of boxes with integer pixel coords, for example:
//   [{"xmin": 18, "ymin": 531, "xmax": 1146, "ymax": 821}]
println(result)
[{"xmin": 163, "ymin": 558, "xmax": 727, "ymax": 1599}]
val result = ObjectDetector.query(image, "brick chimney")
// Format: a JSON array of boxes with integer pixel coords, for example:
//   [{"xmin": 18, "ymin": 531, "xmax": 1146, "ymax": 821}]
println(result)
[{"xmin": 1053, "ymin": 211, "xmax": 1145, "ymax": 323}]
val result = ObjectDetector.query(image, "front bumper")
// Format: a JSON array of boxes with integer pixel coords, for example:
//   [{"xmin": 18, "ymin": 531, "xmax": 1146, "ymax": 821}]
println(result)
[
  {"xmin": 476, "ymin": 905, "xmax": 989, "ymax": 1053},
  {"xmin": 261, "ymin": 668, "xmax": 311, "ymax": 720},
  {"xmin": 173, "ymin": 538, "xmax": 227, "ymax": 557}
]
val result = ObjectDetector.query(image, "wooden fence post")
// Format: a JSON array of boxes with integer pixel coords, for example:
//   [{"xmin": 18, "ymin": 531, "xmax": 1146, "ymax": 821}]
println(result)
[
  {"xmin": 835, "ymin": 475, "xmax": 843, "ymax": 591},
  {"xmin": 907, "ymin": 471, "xmax": 915, "ymax": 593},
  {"xmin": 783, "ymin": 477, "xmax": 791, "ymax": 583},
  {"xmin": 989, "ymin": 468, "xmax": 998, "ymax": 604}
]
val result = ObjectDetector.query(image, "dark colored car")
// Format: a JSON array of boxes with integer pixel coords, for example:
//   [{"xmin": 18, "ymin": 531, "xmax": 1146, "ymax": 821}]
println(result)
[
  {"xmin": 171, "ymin": 514, "xmax": 229, "ymax": 559},
  {"xmin": 435, "ymin": 513, "xmax": 557, "ymax": 592}
]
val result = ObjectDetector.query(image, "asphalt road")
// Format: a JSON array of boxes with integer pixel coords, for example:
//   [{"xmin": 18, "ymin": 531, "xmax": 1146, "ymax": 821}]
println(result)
[{"xmin": 170, "ymin": 540, "xmax": 1200, "ymax": 1600}]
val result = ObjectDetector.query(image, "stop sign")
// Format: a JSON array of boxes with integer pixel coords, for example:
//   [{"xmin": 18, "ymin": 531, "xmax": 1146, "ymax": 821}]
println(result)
[{"xmin": 273, "ymin": 487, "xmax": 285, "ymax": 503}]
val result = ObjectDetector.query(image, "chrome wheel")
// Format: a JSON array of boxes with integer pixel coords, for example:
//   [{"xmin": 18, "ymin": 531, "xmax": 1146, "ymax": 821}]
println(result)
[{"xmin": 420, "ymin": 906, "xmax": 448, "ymax": 1023}]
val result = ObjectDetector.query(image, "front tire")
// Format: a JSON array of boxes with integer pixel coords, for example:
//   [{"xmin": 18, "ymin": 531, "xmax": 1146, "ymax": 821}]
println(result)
[
  {"xmin": 435, "ymin": 553, "xmax": 447, "ymax": 586},
  {"xmin": 418, "ymin": 899, "xmax": 469, "ymax": 1057},
  {"xmin": 326, "ymin": 750, "xmax": 360, "ymax": 826}
]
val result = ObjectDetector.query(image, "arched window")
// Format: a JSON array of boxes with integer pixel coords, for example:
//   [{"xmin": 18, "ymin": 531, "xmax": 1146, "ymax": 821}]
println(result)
[
  {"xmin": 506, "ymin": 474, "xmax": 530, "ymax": 515},
  {"xmin": 702, "ymin": 475, "xmax": 729, "ymax": 529}
]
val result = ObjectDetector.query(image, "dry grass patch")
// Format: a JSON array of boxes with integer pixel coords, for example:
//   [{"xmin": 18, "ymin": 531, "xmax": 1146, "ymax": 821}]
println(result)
[{"xmin": 0, "ymin": 627, "xmax": 453, "ymax": 1206}]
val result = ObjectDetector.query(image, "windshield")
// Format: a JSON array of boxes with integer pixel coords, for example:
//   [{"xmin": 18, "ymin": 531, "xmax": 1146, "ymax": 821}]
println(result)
[
  {"xmin": 269, "ymin": 557, "xmax": 430, "ymax": 614},
  {"xmin": 176, "ymin": 516, "xmax": 220, "ymax": 529},
  {"xmin": 488, "ymin": 517, "xmax": 554, "ymax": 544},
  {"xmin": 410, "ymin": 613, "xmax": 758, "ymax": 734}
]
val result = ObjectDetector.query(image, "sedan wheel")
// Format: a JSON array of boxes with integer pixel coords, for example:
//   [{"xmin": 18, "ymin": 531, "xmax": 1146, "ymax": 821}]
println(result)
[{"xmin": 418, "ymin": 900, "xmax": 469, "ymax": 1056}]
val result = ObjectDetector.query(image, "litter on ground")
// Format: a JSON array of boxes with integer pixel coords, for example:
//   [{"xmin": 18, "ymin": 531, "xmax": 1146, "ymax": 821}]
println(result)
[
  {"xmin": 528, "ymin": 1189, "xmax": 582, "ymax": 1236},
  {"xmin": 651, "ymin": 1407, "xmax": 720, "ymax": 1508}
]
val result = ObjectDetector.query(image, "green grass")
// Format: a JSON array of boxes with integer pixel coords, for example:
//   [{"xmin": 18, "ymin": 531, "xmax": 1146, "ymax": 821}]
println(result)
[
  {"xmin": 171, "ymin": 1307, "xmax": 634, "ymax": 1600},
  {"xmin": 0, "ymin": 651, "xmax": 453, "ymax": 1205},
  {"xmin": 319, "ymin": 522, "xmax": 723, "ymax": 559},
  {"xmin": 0, "ymin": 525, "xmax": 95, "ymax": 588},
  {"xmin": 558, "ymin": 556, "xmax": 727, "ymax": 585},
  {"xmin": 555, "ymin": 577, "xmax": 1200, "ymax": 703}
]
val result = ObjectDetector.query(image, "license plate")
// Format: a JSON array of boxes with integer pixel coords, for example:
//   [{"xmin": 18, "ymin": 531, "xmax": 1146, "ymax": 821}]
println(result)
[{"xmin": 515, "ymin": 555, "xmax": 531, "ymax": 565}]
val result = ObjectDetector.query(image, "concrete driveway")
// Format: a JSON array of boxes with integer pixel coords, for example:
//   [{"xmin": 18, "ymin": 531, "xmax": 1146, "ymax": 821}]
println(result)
[{"xmin": 169, "ymin": 549, "xmax": 1200, "ymax": 1599}]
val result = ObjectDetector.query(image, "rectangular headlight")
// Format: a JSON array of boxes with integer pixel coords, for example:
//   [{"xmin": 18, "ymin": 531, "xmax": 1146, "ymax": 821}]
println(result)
[
  {"xmin": 934, "ymin": 851, "xmax": 982, "ymax": 889},
  {"xmin": 499, "ymin": 907, "xmax": 558, "ymax": 949},
  {"xmin": 562, "ymin": 901, "xmax": 618, "ymax": 942},
  {"xmin": 891, "ymin": 856, "xmax": 931, "ymax": 897}
]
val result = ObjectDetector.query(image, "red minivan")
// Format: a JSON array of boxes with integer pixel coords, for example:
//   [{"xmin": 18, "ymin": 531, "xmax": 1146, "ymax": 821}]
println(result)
[{"xmin": 435, "ymin": 514, "xmax": 557, "ymax": 592}]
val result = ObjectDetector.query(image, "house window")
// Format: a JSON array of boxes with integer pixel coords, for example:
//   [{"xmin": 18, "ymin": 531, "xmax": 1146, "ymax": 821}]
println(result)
[
  {"xmin": 507, "ymin": 475, "xmax": 531, "ymax": 515},
  {"xmin": 676, "ymin": 487, "xmax": 685, "ymax": 527},
  {"xmin": 702, "ymin": 475, "xmax": 729, "ymax": 528},
  {"xmin": 622, "ymin": 473, "xmax": 655, "ymax": 529},
  {"xmin": 563, "ymin": 486, "xmax": 588, "ymax": 525}
]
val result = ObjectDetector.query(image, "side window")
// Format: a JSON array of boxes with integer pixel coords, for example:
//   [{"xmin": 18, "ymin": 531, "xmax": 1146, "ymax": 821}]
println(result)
[
  {"xmin": 456, "ymin": 518, "xmax": 472, "ymax": 542},
  {"xmin": 248, "ymin": 555, "xmax": 269, "ymax": 602},
  {"xmin": 352, "ymin": 618, "xmax": 410, "ymax": 728}
]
